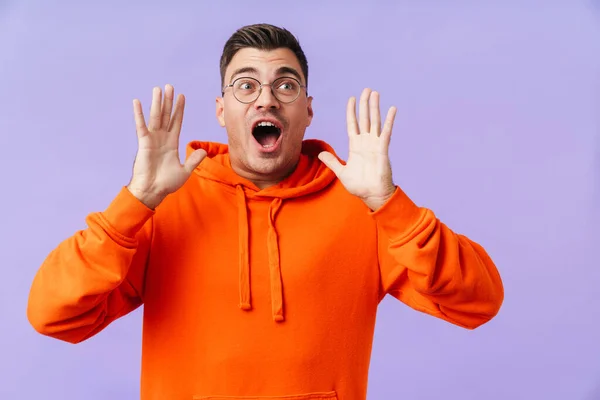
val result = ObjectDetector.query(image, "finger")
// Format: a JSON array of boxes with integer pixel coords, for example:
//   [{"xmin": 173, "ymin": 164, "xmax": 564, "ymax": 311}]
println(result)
[
  {"xmin": 359, "ymin": 88, "xmax": 371, "ymax": 134},
  {"xmin": 380, "ymin": 106, "xmax": 397, "ymax": 147},
  {"xmin": 132, "ymin": 99, "xmax": 148, "ymax": 138},
  {"xmin": 370, "ymin": 91, "xmax": 381, "ymax": 135},
  {"xmin": 168, "ymin": 93, "xmax": 186, "ymax": 140},
  {"xmin": 183, "ymin": 149, "xmax": 207, "ymax": 175},
  {"xmin": 148, "ymin": 86, "xmax": 162, "ymax": 131},
  {"xmin": 318, "ymin": 151, "xmax": 344, "ymax": 177},
  {"xmin": 161, "ymin": 84, "xmax": 175, "ymax": 129},
  {"xmin": 346, "ymin": 97, "xmax": 359, "ymax": 136}
]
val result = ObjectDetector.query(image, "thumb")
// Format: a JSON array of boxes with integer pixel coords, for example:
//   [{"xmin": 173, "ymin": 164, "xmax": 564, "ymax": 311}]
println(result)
[
  {"xmin": 183, "ymin": 149, "xmax": 207, "ymax": 174},
  {"xmin": 318, "ymin": 151, "xmax": 343, "ymax": 176}
]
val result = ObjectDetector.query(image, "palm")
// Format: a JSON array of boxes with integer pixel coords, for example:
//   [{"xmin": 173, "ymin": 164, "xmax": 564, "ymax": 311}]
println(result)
[
  {"xmin": 339, "ymin": 137, "xmax": 392, "ymax": 200},
  {"xmin": 132, "ymin": 147, "xmax": 191, "ymax": 197},
  {"xmin": 319, "ymin": 89, "xmax": 397, "ymax": 209}
]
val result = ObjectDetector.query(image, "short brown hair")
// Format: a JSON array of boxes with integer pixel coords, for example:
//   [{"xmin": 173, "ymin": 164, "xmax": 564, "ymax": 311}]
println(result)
[{"xmin": 219, "ymin": 23, "xmax": 309, "ymax": 89}]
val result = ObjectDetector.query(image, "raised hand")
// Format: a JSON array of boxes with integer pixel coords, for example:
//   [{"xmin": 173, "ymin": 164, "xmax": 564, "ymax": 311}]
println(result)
[
  {"xmin": 127, "ymin": 84, "xmax": 207, "ymax": 209},
  {"xmin": 318, "ymin": 88, "xmax": 398, "ymax": 211}
]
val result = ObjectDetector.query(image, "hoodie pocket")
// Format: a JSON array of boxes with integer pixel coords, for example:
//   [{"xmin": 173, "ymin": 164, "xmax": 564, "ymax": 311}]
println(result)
[{"xmin": 193, "ymin": 391, "xmax": 338, "ymax": 400}]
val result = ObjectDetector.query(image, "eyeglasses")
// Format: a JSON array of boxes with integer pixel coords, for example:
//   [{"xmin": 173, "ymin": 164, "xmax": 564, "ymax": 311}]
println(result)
[{"xmin": 222, "ymin": 76, "xmax": 307, "ymax": 104}]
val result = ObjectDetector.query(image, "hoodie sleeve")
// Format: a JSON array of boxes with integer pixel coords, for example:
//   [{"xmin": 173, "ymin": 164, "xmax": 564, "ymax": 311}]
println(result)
[
  {"xmin": 371, "ymin": 186, "xmax": 504, "ymax": 329},
  {"xmin": 27, "ymin": 187, "xmax": 155, "ymax": 343}
]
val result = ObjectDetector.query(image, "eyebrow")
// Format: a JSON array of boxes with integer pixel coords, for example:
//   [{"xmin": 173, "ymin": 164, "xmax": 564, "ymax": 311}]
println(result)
[
  {"xmin": 229, "ymin": 66, "xmax": 304, "ymax": 84},
  {"xmin": 275, "ymin": 66, "xmax": 303, "ymax": 83}
]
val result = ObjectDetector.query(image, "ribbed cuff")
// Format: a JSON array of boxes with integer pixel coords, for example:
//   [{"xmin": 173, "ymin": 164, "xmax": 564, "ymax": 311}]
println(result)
[
  {"xmin": 369, "ymin": 186, "xmax": 424, "ymax": 239},
  {"xmin": 101, "ymin": 186, "xmax": 155, "ymax": 238}
]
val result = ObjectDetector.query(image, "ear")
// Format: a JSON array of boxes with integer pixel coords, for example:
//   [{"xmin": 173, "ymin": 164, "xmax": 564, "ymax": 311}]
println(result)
[
  {"xmin": 306, "ymin": 96, "xmax": 314, "ymax": 127},
  {"xmin": 216, "ymin": 97, "xmax": 225, "ymax": 127}
]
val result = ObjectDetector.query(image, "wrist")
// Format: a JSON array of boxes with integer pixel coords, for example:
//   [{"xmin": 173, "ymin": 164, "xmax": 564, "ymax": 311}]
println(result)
[
  {"xmin": 126, "ymin": 185, "xmax": 165, "ymax": 210},
  {"xmin": 362, "ymin": 185, "xmax": 397, "ymax": 212}
]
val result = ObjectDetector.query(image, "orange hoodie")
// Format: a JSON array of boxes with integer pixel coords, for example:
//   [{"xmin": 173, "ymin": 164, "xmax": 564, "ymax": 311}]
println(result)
[{"xmin": 27, "ymin": 139, "xmax": 504, "ymax": 400}]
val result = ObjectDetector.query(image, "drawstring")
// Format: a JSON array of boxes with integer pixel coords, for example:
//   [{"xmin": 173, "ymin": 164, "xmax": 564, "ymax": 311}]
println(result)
[
  {"xmin": 267, "ymin": 198, "xmax": 284, "ymax": 321},
  {"xmin": 236, "ymin": 186, "xmax": 251, "ymax": 311},
  {"xmin": 235, "ymin": 185, "xmax": 285, "ymax": 322}
]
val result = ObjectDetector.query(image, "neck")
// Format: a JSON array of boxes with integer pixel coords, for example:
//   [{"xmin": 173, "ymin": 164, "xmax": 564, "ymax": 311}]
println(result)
[
  {"xmin": 251, "ymin": 177, "xmax": 284, "ymax": 190},
  {"xmin": 231, "ymin": 160, "xmax": 299, "ymax": 190}
]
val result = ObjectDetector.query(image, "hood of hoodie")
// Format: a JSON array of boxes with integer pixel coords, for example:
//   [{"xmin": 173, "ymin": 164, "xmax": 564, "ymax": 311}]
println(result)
[{"xmin": 185, "ymin": 139, "xmax": 340, "ymax": 322}]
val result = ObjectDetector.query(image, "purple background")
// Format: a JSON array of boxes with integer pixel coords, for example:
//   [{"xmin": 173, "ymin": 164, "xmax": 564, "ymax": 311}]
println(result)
[{"xmin": 1, "ymin": 1, "xmax": 599, "ymax": 399}]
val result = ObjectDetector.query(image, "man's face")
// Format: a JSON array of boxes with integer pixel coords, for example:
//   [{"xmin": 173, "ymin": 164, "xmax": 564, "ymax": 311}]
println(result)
[{"xmin": 216, "ymin": 47, "xmax": 313, "ymax": 186}]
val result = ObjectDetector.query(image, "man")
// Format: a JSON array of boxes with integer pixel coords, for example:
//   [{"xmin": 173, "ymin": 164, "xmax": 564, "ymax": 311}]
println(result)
[{"xmin": 27, "ymin": 23, "xmax": 504, "ymax": 400}]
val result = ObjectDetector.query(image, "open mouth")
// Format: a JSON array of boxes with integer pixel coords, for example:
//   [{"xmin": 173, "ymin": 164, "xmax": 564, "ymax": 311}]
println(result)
[{"xmin": 252, "ymin": 121, "xmax": 282, "ymax": 149}]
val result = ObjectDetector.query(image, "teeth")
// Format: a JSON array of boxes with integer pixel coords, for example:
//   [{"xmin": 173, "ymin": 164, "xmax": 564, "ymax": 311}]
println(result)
[
  {"xmin": 257, "ymin": 121, "xmax": 276, "ymax": 127},
  {"xmin": 262, "ymin": 144, "xmax": 274, "ymax": 148}
]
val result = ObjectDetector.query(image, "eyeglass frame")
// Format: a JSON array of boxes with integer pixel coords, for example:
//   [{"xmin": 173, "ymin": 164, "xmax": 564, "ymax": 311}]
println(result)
[{"xmin": 222, "ymin": 76, "xmax": 308, "ymax": 104}]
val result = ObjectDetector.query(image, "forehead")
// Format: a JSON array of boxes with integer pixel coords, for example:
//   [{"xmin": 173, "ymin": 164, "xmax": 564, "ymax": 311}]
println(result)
[{"xmin": 224, "ymin": 47, "xmax": 304, "ymax": 82}]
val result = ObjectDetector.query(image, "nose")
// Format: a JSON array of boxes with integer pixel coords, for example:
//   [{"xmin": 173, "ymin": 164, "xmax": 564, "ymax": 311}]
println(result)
[{"xmin": 254, "ymin": 84, "xmax": 280, "ymax": 110}]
